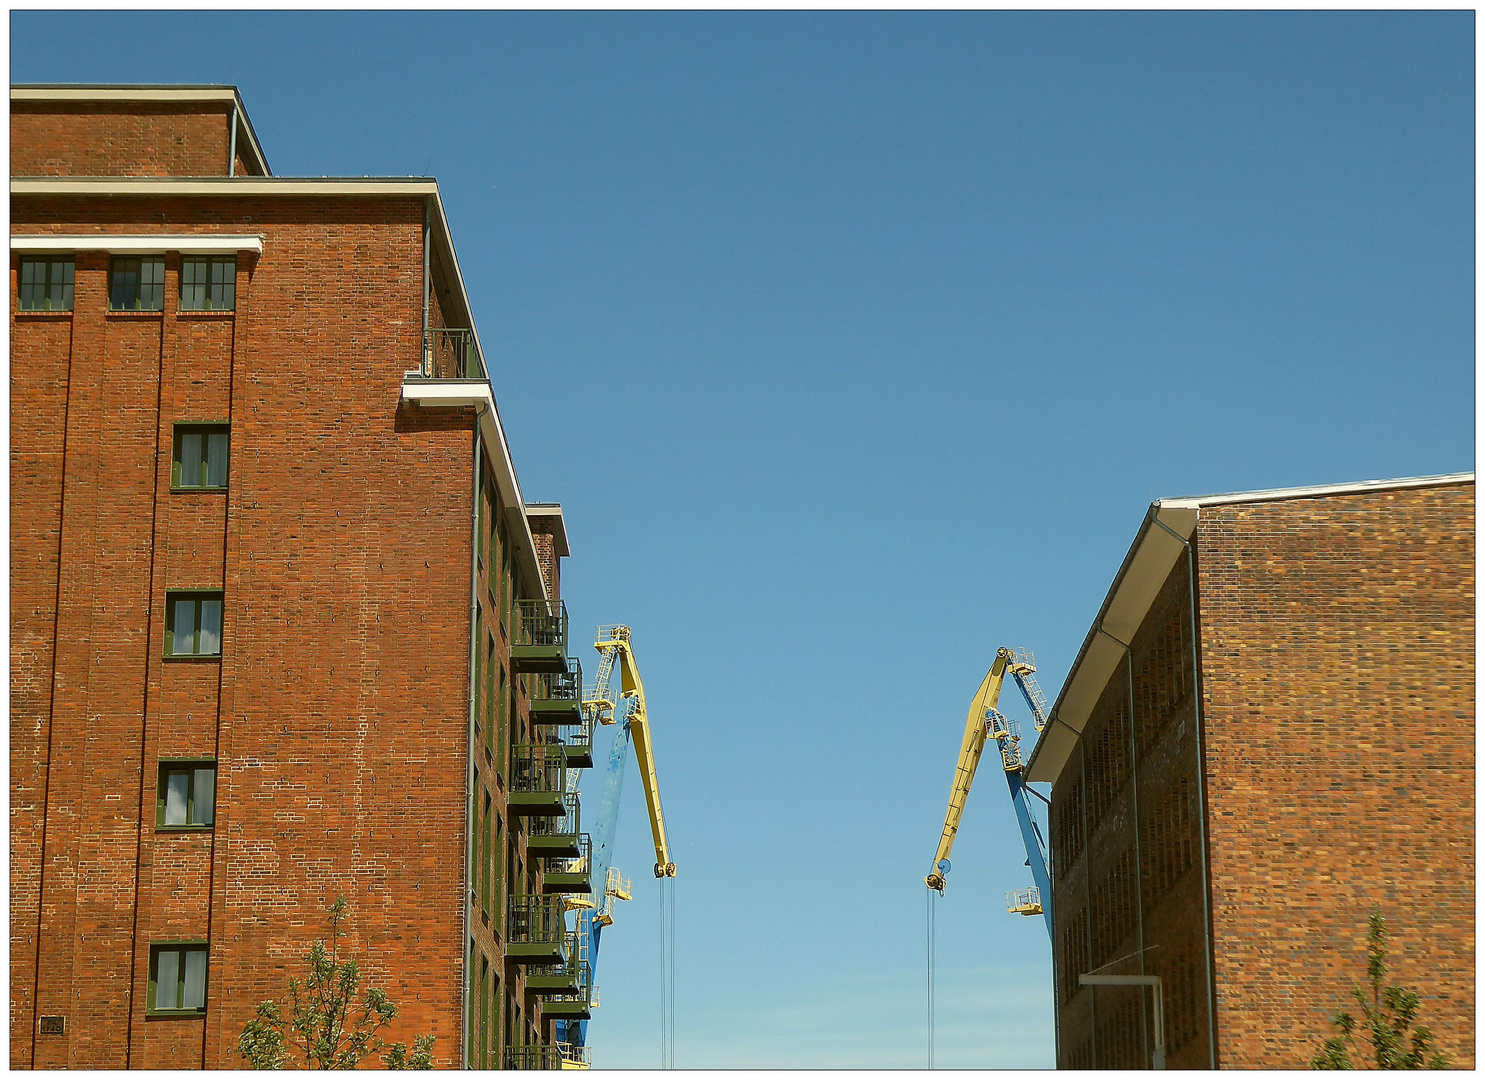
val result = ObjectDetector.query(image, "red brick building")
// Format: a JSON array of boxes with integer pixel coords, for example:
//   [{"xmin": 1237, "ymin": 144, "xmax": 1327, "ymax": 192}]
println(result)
[
  {"xmin": 1026, "ymin": 474, "xmax": 1474, "ymax": 1068},
  {"xmin": 11, "ymin": 85, "xmax": 592, "ymax": 1069}
]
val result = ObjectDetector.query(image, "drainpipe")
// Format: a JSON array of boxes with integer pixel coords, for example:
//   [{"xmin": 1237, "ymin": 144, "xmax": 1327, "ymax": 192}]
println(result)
[
  {"xmin": 422, "ymin": 199, "xmax": 432, "ymax": 376},
  {"xmin": 228, "ymin": 101, "xmax": 238, "ymax": 176},
  {"xmin": 462, "ymin": 415, "xmax": 484, "ymax": 1068},
  {"xmin": 1151, "ymin": 515, "xmax": 1217, "ymax": 1070}
]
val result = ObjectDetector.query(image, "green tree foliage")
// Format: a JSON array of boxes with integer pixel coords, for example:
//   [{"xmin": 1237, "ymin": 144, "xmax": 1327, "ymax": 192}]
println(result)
[
  {"xmin": 1310, "ymin": 910, "xmax": 1450, "ymax": 1070},
  {"xmin": 237, "ymin": 896, "xmax": 435, "ymax": 1070}
]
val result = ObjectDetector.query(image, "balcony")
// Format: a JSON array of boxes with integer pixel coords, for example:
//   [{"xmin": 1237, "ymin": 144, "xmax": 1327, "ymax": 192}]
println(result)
[
  {"xmin": 540, "ymin": 959, "xmax": 593, "ymax": 1022},
  {"xmin": 528, "ymin": 794, "xmax": 581, "ymax": 858},
  {"xmin": 417, "ymin": 327, "xmax": 485, "ymax": 381},
  {"xmin": 531, "ymin": 663, "xmax": 582, "ymax": 726},
  {"xmin": 541, "ymin": 834, "xmax": 592, "ymax": 896},
  {"xmin": 505, "ymin": 1045, "xmax": 563, "ymax": 1070},
  {"xmin": 512, "ymin": 600, "xmax": 569, "ymax": 674},
  {"xmin": 506, "ymin": 894, "xmax": 565, "ymax": 965},
  {"xmin": 510, "ymin": 743, "xmax": 567, "ymax": 817}
]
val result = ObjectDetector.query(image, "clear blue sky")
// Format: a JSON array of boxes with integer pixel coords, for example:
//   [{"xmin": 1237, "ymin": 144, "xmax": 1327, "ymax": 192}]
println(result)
[{"xmin": 13, "ymin": 11, "xmax": 1473, "ymax": 1069}]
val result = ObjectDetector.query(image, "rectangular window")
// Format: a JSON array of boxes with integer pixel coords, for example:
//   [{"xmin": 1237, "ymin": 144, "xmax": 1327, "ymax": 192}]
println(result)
[
  {"xmin": 179, "ymin": 256, "xmax": 236, "ymax": 312},
  {"xmin": 470, "ymin": 764, "xmax": 482, "ymax": 908},
  {"xmin": 149, "ymin": 942, "xmax": 208, "ymax": 1014},
  {"xmin": 157, "ymin": 761, "xmax": 216, "ymax": 828},
  {"xmin": 110, "ymin": 256, "xmax": 165, "ymax": 311},
  {"xmin": 18, "ymin": 257, "xmax": 75, "ymax": 312},
  {"xmin": 493, "ymin": 813, "xmax": 504, "ymax": 933},
  {"xmin": 478, "ymin": 953, "xmax": 490, "ymax": 1069},
  {"xmin": 497, "ymin": 665, "xmax": 508, "ymax": 775},
  {"xmin": 172, "ymin": 424, "xmax": 230, "ymax": 490},
  {"xmin": 482, "ymin": 791, "xmax": 493, "ymax": 917},
  {"xmin": 484, "ymin": 632, "xmax": 496, "ymax": 753},
  {"xmin": 166, "ymin": 591, "xmax": 224, "ymax": 658}
]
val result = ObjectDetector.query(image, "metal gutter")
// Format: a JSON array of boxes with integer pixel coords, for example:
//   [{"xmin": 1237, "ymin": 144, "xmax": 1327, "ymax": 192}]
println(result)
[
  {"xmin": 400, "ymin": 378, "xmax": 547, "ymax": 602},
  {"xmin": 11, "ymin": 177, "xmax": 438, "ymax": 196}
]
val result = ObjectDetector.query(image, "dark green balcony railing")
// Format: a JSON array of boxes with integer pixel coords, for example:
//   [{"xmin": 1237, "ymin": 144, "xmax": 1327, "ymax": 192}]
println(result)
[
  {"xmin": 540, "ymin": 959, "xmax": 593, "ymax": 1021},
  {"xmin": 507, "ymin": 894, "xmax": 566, "ymax": 966},
  {"xmin": 420, "ymin": 327, "xmax": 485, "ymax": 381},
  {"xmin": 527, "ymin": 794, "xmax": 581, "ymax": 857},
  {"xmin": 530, "ymin": 662, "xmax": 582, "ymax": 725},
  {"xmin": 511, "ymin": 600, "xmax": 569, "ymax": 674},
  {"xmin": 541, "ymin": 833, "xmax": 592, "ymax": 896},
  {"xmin": 504, "ymin": 1045, "xmax": 563, "ymax": 1070},
  {"xmin": 510, "ymin": 743, "xmax": 567, "ymax": 816}
]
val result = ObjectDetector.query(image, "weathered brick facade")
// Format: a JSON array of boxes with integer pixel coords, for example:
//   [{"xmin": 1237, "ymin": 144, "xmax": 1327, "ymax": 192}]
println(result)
[
  {"xmin": 11, "ymin": 87, "xmax": 575, "ymax": 1069},
  {"xmin": 1040, "ymin": 478, "xmax": 1474, "ymax": 1069}
]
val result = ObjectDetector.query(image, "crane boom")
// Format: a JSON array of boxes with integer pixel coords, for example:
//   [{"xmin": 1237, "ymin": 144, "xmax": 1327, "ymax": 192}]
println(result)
[
  {"xmin": 597, "ymin": 625, "xmax": 676, "ymax": 877},
  {"xmin": 925, "ymin": 647, "xmax": 1052, "ymax": 940},
  {"xmin": 924, "ymin": 648, "xmax": 1011, "ymax": 892}
]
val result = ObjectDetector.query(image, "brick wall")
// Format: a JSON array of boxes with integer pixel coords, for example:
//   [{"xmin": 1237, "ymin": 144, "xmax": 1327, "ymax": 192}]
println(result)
[
  {"xmin": 1051, "ymin": 557, "xmax": 1212, "ymax": 1069},
  {"xmin": 10, "ymin": 194, "xmax": 481, "ymax": 1067},
  {"xmin": 1196, "ymin": 483, "xmax": 1475, "ymax": 1068},
  {"xmin": 11, "ymin": 102, "xmax": 235, "ymax": 177}
]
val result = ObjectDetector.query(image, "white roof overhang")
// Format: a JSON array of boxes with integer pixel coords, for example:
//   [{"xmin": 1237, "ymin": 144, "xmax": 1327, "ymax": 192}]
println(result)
[{"xmin": 11, "ymin": 233, "xmax": 263, "ymax": 254}]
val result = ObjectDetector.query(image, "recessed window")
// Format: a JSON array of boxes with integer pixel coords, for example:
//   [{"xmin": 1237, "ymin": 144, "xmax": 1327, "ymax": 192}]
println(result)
[
  {"xmin": 166, "ymin": 592, "xmax": 223, "ymax": 658},
  {"xmin": 172, "ymin": 425, "xmax": 229, "ymax": 489},
  {"xmin": 179, "ymin": 256, "xmax": 236, "ymax": 312},
  {"xmin": 18, "ymin": 257, "xmax": 75, "ymax": 312},
  {"xmin": 149, "ymin": 943, "xmax": 208, "ymax": 1015},
  {"xmin": 157, "ymin": 761, "xmax": 216, "ymax": 828},
  {"xmin": 110, "ymin": 256, "xmax": 165, "ymax": 311}
]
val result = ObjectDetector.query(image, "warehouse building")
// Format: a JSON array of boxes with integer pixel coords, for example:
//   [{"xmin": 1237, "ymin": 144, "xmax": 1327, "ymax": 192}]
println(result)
[
  {"xmin": 1025, "ymin": 473, "xmax": 1474, "ymax": 1069},
  {"xmin": 11, "ymin": 85, "xmax": 590, "ymax": 1068}
]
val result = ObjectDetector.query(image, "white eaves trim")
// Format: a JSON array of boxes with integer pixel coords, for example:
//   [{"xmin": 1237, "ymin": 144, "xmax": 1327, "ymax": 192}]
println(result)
[
  {"xmin": 11, "ymin": 87, "xmax": 238, "ymax": 103},
  {"xmin": 10, "ymin": 178, "xmax": 439, "ymax": 198},
  {"xmin": 400, "ymin": 378, "xmax": 548, "ymax": 602},
  {"xmin": 1157, "ymin": 471, "xmax": 1475, "ymax": 511},
  {"xmin": 11, "ymin": 234, "xmax": 264, "ymax": 255}
]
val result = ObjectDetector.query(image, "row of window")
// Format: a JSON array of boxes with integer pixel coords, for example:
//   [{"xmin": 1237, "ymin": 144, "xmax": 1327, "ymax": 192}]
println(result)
[{"xmin": 17, "ymin": 255, "xmax": 237, "ymax": 313}]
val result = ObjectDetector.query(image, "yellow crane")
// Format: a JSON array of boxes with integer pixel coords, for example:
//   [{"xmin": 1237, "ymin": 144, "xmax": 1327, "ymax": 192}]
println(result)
[
  {"xmin": 590, "ymin": 625, "xmax": 675, "ymax": 878},
  {"xmin": 924, "ymin": 647, "xmax": 1052, "ymax": 936}
]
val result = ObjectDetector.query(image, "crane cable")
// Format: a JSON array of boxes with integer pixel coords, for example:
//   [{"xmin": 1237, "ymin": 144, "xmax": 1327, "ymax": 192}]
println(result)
[
  {"xmin": 659, "ymin": 877, "xmax": 676, "ymax": 1068},
  {"xmin": 926, "ymin": 888, "xmax": 937, "ymax": 1069}
]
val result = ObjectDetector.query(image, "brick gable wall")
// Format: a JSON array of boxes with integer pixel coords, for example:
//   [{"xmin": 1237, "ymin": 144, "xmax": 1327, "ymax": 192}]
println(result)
[{"xmin": 1197, "ymin": 483, "xmax": 1475, "ymax": 1068}]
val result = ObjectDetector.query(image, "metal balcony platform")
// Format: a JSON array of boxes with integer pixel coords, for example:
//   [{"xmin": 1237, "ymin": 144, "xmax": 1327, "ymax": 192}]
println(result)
[
  {"xmin": 531, "ymin": 697, "xmax": 582, "ymax": 724},
  {"xmin": 541, "ymin": 870, "xmax": 591, "ymax": 896},
  {"xmin": 509, "ymin": 791, "xmax": 566, "ymax": 816},
  {"xmin": 506, "ymin": 941, "xmax": 564, "ymax": 965},
  {"xmin": 528, "ymin": 832, "xmax": 581, "ymax": 858},
  {"xmin": 511, "ymin": 645, "xmax": 569, "ymax": 675}
]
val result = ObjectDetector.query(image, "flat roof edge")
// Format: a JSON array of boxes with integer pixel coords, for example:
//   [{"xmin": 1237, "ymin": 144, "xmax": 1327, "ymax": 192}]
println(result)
[
  {"xmin": 11, "ymin": 178, "xmax": 440, "ymax": 195},
  {"xmin": 1158, "ymin": 471, "xmax": 1474, "ymax": 510}
]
